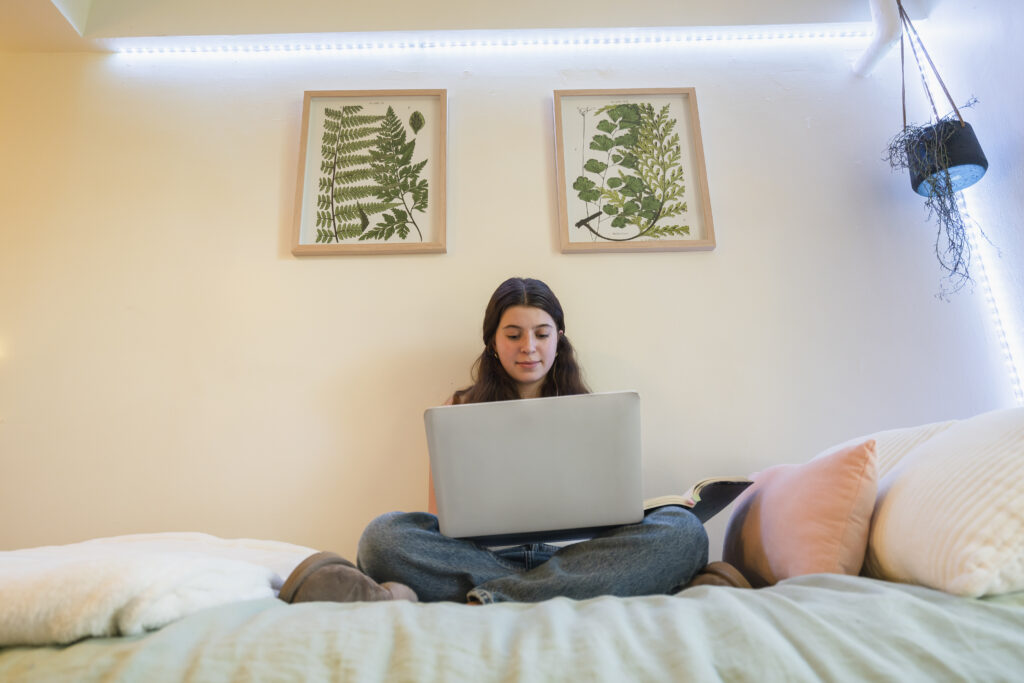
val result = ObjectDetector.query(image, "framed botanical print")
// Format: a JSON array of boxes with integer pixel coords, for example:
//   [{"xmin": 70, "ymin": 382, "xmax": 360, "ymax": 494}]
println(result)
[
  {"xmin": 292, "ymin": 89, "xmax": 446, "ymax": 255},
  {"xmin": 553, "ymin": 88, "xmax": 714, "ymax": 252}
]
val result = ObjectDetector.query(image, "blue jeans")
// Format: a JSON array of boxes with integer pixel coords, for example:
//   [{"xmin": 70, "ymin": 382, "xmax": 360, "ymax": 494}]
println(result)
[{"xmin": 357, "ymin": 506, "xmax": 708, "ymax": 604}]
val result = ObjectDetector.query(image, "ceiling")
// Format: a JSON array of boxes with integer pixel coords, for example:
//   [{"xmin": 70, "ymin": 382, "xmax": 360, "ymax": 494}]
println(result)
[{"xmin": 1, "ymin": 0, "xmax": 937, "ymax": 53}]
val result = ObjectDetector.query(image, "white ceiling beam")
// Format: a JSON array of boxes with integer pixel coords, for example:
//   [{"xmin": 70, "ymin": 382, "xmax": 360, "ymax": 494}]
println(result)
[
  {"xmin": 853, "ymin": 0, "xmax": 903, "ymax": 76},
  {"xmin": 49, "ymin": 0, "xmax": 95, "ymax": 36}
]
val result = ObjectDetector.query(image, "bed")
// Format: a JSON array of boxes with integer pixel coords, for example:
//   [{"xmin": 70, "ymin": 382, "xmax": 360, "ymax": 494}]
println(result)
[
  {"xmin": 1, "ymin": 574, "xmax": 1022, "ymax": 681},
  {"xmin": 2, "ymin": 407, "xmax": 1022, "ymax": 681}
]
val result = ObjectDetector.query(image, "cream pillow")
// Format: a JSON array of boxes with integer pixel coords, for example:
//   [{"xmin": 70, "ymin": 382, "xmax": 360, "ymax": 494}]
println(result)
[
  {"xmin": 863, "ymin": 407, "xmax": 1024, "ymax": 597},
  {"xmin": 826, "ymin": 418, "xmax": 956, "ymax": 478}
]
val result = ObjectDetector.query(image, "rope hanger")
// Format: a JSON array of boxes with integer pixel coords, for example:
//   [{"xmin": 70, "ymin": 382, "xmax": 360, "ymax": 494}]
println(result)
[{"xmin": 896, "ymin": 0, "xmax": 964, "ymax": 131}]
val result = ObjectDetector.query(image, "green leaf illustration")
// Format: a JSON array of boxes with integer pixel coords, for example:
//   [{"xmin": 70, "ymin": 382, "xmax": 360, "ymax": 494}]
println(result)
[
  {"xmin": 573, "ymin": 175, "xmax": 601, "ymax": 203},
  {"xmin": 589, "ymin": 134, "xmax": 615, "ymax": 152},
  {"xmin": 409, "ymin": 111, "xmax": 425, "ymax": 134}
]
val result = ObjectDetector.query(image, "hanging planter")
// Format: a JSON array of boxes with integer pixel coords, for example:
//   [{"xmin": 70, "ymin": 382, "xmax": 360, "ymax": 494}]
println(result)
[
  {"xmin": 884, "ymin": 0, "xmax": 990, "ymax": 298},
  {"xmin": 906, "ymin": 118, "xmax": 987, "ymax": 197}
]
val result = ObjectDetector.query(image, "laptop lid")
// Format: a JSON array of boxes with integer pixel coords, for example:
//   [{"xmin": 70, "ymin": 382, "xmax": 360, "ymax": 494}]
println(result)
[{"xmin": 424, "ymin": 391, "xmax": 644, "ymax": 545}]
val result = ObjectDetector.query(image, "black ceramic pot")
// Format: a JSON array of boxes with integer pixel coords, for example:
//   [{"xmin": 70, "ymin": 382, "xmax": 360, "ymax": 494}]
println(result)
[{"xmin": 907, "ymin": 120, "xmax": 988, "ymax": 197}]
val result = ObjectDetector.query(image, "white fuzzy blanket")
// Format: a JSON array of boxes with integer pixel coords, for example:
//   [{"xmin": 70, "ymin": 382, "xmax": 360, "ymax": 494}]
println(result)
[{"xmin": 0, "ymin": 533, "xmax": 317, "ymax": 647}]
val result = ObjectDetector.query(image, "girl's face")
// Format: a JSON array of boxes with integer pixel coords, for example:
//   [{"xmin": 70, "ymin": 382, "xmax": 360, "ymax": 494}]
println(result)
[{"xmin": 493, "ymin": 305, "xmax": 559, "ymax": 399}]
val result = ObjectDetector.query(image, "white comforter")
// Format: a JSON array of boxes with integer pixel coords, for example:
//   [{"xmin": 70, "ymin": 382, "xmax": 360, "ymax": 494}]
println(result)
[{"xmin": 0, "ymin": 533, "xmax": 316, "ymax": 646}]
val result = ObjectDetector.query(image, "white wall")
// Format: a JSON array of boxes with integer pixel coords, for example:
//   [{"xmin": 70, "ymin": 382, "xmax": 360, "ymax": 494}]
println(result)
[
  {"xmin": 922, "ymin": 0, "xmax": 1024, "ymax": 400},
  {"xmin": 0, "ymin": 22, "xmax": 1018, "ymax": 558}
]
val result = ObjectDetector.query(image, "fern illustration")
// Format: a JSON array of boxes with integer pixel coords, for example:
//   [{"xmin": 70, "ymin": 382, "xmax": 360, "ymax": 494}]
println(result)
[
  {"xmin": 361, "ymin": 106, "xmax": 429, "ymax": 242},
  {"xmin": 572, "ymin": 102, "xmax": 690, "ymax": 241},
  {"xmin": 315, "ymin": 105, "xmax": 397, "ymax": 243}
]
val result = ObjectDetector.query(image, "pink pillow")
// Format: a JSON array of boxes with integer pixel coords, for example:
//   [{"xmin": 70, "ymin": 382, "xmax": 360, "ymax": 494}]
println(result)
[{"xmin": 722, "ymin": 440, "xmax": 878, "ymax": 587}]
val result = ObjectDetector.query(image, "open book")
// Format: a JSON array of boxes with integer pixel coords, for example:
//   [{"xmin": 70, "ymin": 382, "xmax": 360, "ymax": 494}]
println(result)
[{"xmin": 643, "ymin": 477, "xmax": 753, "ymax": 523}]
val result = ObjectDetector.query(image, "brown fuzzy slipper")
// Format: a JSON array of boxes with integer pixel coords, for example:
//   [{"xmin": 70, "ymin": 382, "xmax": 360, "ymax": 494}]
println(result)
[
  {"xmin": 279, "ymin": 552, "xmax": 355, "ymax": 603},
  {"xmin": 278, "ymin": 551, "xmax": 418, "ymax": 604},
  {"xmin": 679, "ymin": 561, "xmax": 753, "ymax": 591}
]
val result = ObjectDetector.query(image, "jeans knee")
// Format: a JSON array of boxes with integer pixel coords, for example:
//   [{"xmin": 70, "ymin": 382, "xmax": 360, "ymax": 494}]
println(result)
[
  {"xmin": 358, "ymin": 512, "xmax": 405, "ymax": 571},
  {"xmin": 650, "ymin": 506, "xmax": 709, "ymax": 567},
  {"xmin": 357, "ymin": 511, "xmax": 433, "ymax": 575}
]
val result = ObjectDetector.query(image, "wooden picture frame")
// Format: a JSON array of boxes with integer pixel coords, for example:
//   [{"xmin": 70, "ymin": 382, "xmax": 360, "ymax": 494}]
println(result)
[
  {"xmin": 292, "ymin": 90, "xmax": 447, "ymax": 255},
  {"xmin": 553, "ymin": 88, "xmax": 715, "ymax": 253}
]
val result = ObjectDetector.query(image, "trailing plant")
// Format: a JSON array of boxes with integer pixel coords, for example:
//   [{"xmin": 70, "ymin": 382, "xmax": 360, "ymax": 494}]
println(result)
[
  {"xmin": 885, "ymin": 0, "xmax": 990, "ymax": 299},
  {"xmin": 315, "ymin": 105, "xmax": 396, "ymax": 244},
  {"xmin": 885, "ymin": 102, "xmax": 985, "ymax": 298},
  {"xmin": 572, "ymin": 102, "xmax": 689, "ymax": 241},
  {"xmin": 362, "ymin": 107, "xmax": 429, "ymax": 242}
]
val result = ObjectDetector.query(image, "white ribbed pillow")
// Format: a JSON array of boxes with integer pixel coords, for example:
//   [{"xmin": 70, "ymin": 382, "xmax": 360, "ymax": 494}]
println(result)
[
  {"xmin": 867, "ymin": 419, "xmax": 958, "ymax": 477},
  {"xmin": 824, "ymin": 418, "xmax": 956, "ymax": 477},
  {"xmin": 863, "ymin": 407, "xmax": 1024, "ymax": 597}
]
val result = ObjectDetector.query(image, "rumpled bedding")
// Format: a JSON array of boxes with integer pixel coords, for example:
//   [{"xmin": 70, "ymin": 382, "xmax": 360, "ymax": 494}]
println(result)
[
  {"xmin": 2, "ymin": 574, "xmax": 1023, "ymax": 682},
  {"xmin": 0, "ymin": 533, "xmax": 315, "ymax": 646}
]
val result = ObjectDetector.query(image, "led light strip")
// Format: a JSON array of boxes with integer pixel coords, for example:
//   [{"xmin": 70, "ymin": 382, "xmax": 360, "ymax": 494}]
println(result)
[
  {"xmin": 110, "ymin": 24, "xmax": 872, "ymax": 55},
  {"xmin": 962, "ymin": 195, "xmax": 1024, "ymax": 406}
]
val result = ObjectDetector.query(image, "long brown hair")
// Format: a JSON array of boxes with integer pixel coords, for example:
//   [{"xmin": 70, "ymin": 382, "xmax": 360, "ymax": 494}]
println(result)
[{"xmin": 453, "ymin": 277, "xmax": 590, "ymax": 404}]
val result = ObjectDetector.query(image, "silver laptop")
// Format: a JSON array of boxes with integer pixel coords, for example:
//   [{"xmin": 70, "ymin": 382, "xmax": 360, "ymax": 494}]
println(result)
[{"xmin": 424, "ymin": 391, "xmax": 644, "ymax": 544}]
